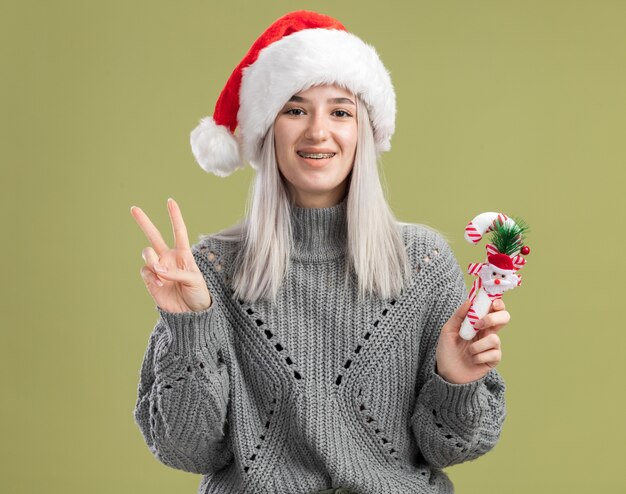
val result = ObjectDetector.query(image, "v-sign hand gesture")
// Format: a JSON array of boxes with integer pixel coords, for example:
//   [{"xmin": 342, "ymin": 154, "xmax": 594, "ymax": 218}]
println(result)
[{"xmin": 130, "ymin": 198, "xmax": 212, "ymax": 313}]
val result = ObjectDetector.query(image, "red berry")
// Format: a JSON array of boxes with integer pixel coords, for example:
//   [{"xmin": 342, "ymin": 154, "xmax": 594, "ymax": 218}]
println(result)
[{"xmin": 521, "ymin": 246, "xmax": 530, "ymax": 255}]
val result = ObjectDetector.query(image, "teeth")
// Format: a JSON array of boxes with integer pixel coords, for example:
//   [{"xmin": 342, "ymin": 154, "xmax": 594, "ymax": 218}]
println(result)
[{"xmin": 298, "ymin": 151, "xmax": 335, "ymax": 159}]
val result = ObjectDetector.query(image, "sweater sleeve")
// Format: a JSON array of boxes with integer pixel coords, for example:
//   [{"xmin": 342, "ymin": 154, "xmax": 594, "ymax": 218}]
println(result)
[
  {"xmin": 133, "ymin": 302, "xmax": 233, "ymax": 474},
  {"xmin": 410, "ymin": 235, "xmax": 506, "ymax": 469}
]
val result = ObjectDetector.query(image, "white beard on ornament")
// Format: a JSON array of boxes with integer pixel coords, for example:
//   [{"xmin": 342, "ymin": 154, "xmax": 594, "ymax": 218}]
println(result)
[{"xmin": 478, "ymin": 263, "xmax": 520, "ymax": 296}]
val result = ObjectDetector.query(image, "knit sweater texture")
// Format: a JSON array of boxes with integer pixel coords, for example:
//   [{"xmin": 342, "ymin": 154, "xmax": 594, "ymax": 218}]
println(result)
[{"xmin": 133, "ymin": 199, "xmax": 506, "ymax": 493}]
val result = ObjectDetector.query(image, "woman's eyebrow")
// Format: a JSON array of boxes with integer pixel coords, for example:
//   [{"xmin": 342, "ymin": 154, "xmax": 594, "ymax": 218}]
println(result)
[
  {"xmin": 329, "ymin": 97, "xmax": 356, "ymax": 105},
  {"xmin": 288, "ymin": 95, "xmax": 356, "ymax": 105}
]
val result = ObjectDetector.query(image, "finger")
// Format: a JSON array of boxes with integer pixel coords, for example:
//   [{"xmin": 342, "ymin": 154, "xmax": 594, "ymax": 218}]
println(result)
[
  {"xmin": 491, "ymin": 298, "xmax": 506, "ymax": 312},
  {"xmin": 469, "ymin": 333, "xmax": 501, "ymax": 355},
  {"xmin": 472, "ymin": 348, "xmax": 502, "ymax": 366},
  {"xmin": 130, "ymin": 206, "xmax": 169, "ymax": 255},
  {"xmin": 475, "ymin": 310, "xmax": 510, "ymax": 331},
  {"xmin": 167, "ymin": 198, "xmax": 190, "ymax": 251},
  {"xmin": 140, "ymin": 265, "xmax": 164, "ymax": 288},
  {"xmin": 141, "ymin": 246, "xmax": 167, "ymax": 273},
  {"xmin": 148, "ymin": 263, "xmax": 204, "ymax": 286},
  {"xmin": 141, "ymin": 246, "xmax": 159, "ymax": 265},
  {"xmin": 450, "ymin": 299, "xmax": 472, "ymax": 326},
  {"xmin": 440, "ymin": 299, "xmax": 471, "ymax": 335}
]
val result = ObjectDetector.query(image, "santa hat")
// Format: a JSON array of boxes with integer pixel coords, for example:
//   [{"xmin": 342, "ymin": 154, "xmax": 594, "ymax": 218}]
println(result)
[
  {"xmin": 190, "ymin": 10, "xmax": 396, "ymax": 176},
  {"xmin": 487, "ymin": 253, "xmax": 516, "ymax": 273}
]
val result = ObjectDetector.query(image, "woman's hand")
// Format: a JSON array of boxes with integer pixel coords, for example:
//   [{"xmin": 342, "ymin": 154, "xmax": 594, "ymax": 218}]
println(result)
[
  {"xmin": 435, "ymin": 299, "xmax": 510, "ymax": 384},
  {"xmin": 130, "ymin": 198, "xmax": 212, "ymax": 313}
]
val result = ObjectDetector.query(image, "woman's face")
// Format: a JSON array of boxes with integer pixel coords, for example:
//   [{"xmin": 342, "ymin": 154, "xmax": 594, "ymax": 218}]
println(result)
[{"xmin": 274, "ymin": 84, "xmax": 357, "ymax": 208}]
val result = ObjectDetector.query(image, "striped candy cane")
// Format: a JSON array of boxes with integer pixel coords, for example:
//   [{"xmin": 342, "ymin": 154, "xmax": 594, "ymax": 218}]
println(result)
[
  {"xmin": 464, "ymin": 212, "xmax": 516, "ymax": 245},
  {"xmin": 459, "ymin": 212, "xmax": 522, "ymax": 340},
  {"xmin": 460, "ymin": 254, "xmax": 508, "ymax": 340}
]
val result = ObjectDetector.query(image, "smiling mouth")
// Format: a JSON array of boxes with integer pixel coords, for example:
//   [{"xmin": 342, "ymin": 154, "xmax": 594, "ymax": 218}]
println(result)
[{"xmin": 297, "ymin": 151, "xmax": 336, "ymax": 159}]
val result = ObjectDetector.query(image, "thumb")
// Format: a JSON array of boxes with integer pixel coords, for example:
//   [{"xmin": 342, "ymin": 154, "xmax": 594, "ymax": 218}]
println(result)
[
  {"xmin": 441, "ymin": 299, "xmax": 471, "ymax": 334},
  {"xmin": 151, "ymin": 265, "xmax": 204, "ymax": 286}
]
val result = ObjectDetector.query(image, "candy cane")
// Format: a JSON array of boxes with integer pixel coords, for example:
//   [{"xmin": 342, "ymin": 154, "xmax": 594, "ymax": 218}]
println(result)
[
  {"xmin": 464, "ymin": 212, "xmax": 516, "ymax": 244},
  {"xmin": 459, "ymin": 212, "xmax": 523, "ymax": 340}
]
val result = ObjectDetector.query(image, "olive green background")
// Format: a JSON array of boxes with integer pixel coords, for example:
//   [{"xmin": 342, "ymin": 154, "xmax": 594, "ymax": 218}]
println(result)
[{"xmin": 2, "ymin": 0, "xmax": 624, "ymax": 492}]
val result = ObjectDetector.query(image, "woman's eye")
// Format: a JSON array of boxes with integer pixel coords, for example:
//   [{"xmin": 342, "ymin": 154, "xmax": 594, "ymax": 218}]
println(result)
[
  {"xmin": 333, "ymin": 110, "xmax": 351, "ymax": 118},
  {"xmin": 285, "ymin": 108, "xmax": 305, "ymax": 116}
]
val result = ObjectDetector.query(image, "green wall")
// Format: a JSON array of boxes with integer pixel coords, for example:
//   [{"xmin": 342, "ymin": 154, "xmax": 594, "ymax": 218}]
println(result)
[{"xmin": 2, "ymin": 1, "xmax": 624, "ymax": 492}]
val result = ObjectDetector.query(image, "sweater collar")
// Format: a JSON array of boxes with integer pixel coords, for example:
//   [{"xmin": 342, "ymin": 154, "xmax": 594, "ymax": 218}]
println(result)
[{"xmin": 290, "ymin": 197, "xmax": 347, "ymax": 262}]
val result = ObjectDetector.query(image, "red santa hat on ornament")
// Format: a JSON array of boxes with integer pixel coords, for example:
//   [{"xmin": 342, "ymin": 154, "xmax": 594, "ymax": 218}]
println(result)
[
  {"xmin": 487, "ymin": 253, "xmax": 516, "ymax": 274},
  {"xmin": 190, "ymin": 10, "xmax": 396, "ymax": 176}
]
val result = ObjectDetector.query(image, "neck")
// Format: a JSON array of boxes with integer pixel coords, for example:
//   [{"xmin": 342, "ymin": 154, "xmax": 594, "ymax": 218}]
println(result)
[
  {"xmin": 289, "ymin": 196, "xmax": 348, "ymax": 262},
  {"xmin": 288, "ymin": 183, "xmax": 348, "ymax": 208}
]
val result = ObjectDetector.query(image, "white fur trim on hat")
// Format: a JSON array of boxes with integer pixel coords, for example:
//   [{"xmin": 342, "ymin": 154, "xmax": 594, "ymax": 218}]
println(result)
[
  {"xmin": 238, "ymin": 28, "xmax": 396, "ymax": 167},
  {"xmin": 190, "ymin": 117, "xmax": 244, "ymax": 177}
]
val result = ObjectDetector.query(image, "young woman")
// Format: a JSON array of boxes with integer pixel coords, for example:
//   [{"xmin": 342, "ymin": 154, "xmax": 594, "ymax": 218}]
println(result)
[{"xmin": 131, "ymin": 11, "xmax": 509, "ymax": 494}]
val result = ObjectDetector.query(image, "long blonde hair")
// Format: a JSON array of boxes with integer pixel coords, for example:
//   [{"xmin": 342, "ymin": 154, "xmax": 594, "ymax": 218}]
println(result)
[{"xmin": 208, "ymin": 95, "xmax": 412, "ymax": 304}]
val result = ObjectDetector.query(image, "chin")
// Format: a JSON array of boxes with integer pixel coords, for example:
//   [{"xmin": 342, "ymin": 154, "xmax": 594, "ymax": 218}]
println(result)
[{"xmin": 295, "ymin": 180, "xmax": 342, "ymax": 193}]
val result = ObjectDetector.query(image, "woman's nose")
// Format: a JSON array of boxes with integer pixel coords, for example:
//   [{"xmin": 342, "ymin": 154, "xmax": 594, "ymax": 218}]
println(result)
[{"xmin": 304, "ymin": 115, "xmax": 330, "ymax": 141}]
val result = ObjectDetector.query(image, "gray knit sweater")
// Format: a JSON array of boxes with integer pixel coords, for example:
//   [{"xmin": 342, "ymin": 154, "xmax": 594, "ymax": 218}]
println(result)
[{"xmin": 133, "ymin": 199, "xmax": 506, "ymax": 493}]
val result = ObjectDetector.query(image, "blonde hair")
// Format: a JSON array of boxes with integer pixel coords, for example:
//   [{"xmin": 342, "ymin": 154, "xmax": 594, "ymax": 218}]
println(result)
[{"xmin": 209, "ymin": 95, "xmax": 412, "ymax": 304}]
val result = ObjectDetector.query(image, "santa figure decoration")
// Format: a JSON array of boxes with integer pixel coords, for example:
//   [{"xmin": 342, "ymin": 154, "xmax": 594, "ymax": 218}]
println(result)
[{"xmin": 459, "ymin": 212, "xmax": 530, "ymax": 340}]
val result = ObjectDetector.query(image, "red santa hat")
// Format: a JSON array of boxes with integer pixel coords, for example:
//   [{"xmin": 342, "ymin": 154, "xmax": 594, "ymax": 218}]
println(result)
[
  {"xmin": 487, "ymin": 253, "xmax": 516, "ymax": 274},
  {"xmin": 190, "ymin": 10, "xmax": 396, "ymax": 176}
]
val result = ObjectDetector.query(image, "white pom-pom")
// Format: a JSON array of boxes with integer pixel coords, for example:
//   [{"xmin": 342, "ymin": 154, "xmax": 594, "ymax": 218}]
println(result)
[{"xmin": 190, "ymin": 117, "xmax": 245, "ymax": 177}]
